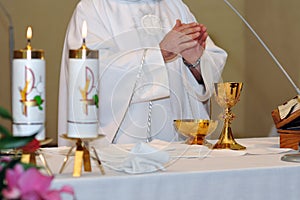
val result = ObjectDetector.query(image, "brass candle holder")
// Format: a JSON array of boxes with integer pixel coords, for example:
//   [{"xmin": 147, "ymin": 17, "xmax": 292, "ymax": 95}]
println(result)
[
  {"xmin": 59, "ymin": 134, "xmax": 105, "ymax": 177},
  {"xmin": 213, "ymin": 82, "xmax": 246, "ymax": 150},
  {"xmin": 20, "ymin": 138, "xmax": 53, "ymax": 175}
]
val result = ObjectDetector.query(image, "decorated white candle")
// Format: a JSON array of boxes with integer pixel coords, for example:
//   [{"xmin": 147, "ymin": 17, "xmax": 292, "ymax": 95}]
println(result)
[
  {"xmin": 12, "ymin": 26, "xmax": 46, "ymax": 140},
  {"xmin": 67, "ymin": 21, "xmax": 99, "ymax": 138}
]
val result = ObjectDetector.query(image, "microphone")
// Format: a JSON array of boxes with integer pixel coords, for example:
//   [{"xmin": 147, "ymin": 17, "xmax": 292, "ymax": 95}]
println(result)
[{"xmin": 224, "ymin": 0, "xmax": 300, "ymax": 95}]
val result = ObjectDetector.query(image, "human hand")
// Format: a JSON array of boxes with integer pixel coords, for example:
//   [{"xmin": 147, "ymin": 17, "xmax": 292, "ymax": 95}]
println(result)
[
  {"xmin": 159, "ymin": 19, "xmax": 202, "ymax": 62},
  {"xmin": 181, "ymin": 23, "xmax": 208, "ymax": 65}
]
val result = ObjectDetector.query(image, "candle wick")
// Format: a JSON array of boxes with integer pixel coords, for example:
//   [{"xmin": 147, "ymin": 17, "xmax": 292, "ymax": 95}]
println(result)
[{"xmin": 26, "ymin": 39, "xmax": 32, "ymax": 50}]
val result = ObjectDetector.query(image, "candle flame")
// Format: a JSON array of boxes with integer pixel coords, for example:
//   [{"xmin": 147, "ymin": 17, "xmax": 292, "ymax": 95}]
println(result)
[
  {"xmin": 26, "ymin": 26, "xmax": 32, "ymax": 40},
  {"xmin": 82, "ymin": 21, "xmax": 87, "ymax": 40}
]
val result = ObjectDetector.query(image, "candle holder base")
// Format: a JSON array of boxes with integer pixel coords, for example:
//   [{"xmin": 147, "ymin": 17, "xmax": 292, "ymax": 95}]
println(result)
[
  {"xmin": 20, "ymin": 138, "xmax": 53, "ymax": 175},
  {"xmin": 59, "ymin": 134, "xmax": 105, "ymax": 177},
  {"xmin": 281, "ymin": 153, "xmax": 300, "ymax": 163}
]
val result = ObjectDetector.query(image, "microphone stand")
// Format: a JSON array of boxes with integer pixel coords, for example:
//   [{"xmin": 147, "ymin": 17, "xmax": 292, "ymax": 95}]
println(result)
[
  {"xmin": 0, "ymin": 2, "xmax": 14, "ymax": 66},
  {"xmin": 224, "ymin": 0, "xmax": 300, "ymax": 162},
  {"xmin": 224, "ymin": 0, "xmax": 300, "ymax": 95},
  {"xmin": 0, "ymin": 2, "xmax": 15, "ymax": 115}
]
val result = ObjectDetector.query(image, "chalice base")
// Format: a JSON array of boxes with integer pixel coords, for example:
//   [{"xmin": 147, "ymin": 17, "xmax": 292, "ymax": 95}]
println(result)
[
  {"xmin": 186, "ymin": 135, "xmax": 212, "ymax": 148},
  {"xmin": 213, "ymin": 141, "xmax": 246, "ymax": 150},
  {"xmin": 213, "ymin": 126, "xmax": 246, "ymax": 150}
]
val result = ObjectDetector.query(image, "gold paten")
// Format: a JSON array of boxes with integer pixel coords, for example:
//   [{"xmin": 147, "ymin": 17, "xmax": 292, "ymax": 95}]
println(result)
[
  {"xmin": 174, "ymin": 119, "xmax": 218, "ymax": 147},
  {"xmin": 213, "ymin": 82, "xmax": 246, "ymax": 150}
]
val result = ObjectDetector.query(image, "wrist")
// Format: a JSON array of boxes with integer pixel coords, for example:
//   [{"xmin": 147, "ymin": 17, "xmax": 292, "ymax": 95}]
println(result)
[{"xmin": 182, "ymin": 57, "xmax": 201, "ymax": 68}]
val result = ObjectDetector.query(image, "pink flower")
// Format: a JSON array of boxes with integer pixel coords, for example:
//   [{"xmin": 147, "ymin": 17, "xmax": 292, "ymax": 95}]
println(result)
[
  {"xmin": 2, "ymin": 165, "xmax": 74, "ymax": 200},
  {"xmin": 2, "ymin": 164, "xmax": 24, "ymax": 199}
]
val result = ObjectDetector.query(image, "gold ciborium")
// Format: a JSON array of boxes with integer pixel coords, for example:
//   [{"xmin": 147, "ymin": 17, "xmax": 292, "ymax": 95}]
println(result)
[
  {"xmin": 174, "ymin": 119, "xmax": 218, "ymax": 147},
  {"xmin": 213, "ymin": 82, "xmax": 246, "ymax": 150}
]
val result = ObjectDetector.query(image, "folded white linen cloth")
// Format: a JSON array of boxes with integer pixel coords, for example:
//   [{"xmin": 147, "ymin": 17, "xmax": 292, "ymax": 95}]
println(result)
[{"xmin": 121, "ymin": 142, "xmax": 170, "ymax": 174}]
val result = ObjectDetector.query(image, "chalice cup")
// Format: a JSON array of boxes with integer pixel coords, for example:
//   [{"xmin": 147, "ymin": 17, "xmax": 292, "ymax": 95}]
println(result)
[
  {"xmin": 213, "ymin": 82, "xmax": 246, "ymax": 150},
  {"xmin": 174, "ymin": 119, "xmax": 218, "ymax": 147}
]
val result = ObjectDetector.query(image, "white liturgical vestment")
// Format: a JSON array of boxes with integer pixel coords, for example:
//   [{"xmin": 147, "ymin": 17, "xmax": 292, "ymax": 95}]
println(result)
[{"xmin": 58, "ymin": 0, "xmax": 227, "ymax": 145}]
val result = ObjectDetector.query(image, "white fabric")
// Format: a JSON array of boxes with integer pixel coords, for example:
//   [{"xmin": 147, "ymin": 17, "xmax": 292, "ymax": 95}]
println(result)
[
  {"xmin": 121, "ymin": 142, "xmax": 169, "ymax": 173},
  {"xmin": 46, "ymin": 137, "xmax": 300, "ymax": 200},
  {"xmin": 58, "ymin": 0, "xmax": 227, "ymax": 145}
]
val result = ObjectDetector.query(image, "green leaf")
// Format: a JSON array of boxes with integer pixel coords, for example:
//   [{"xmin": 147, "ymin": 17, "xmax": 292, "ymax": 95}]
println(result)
[
  {"xmin": 0, "ymin": 106, "xmax": 12, "ymax": 120},
  {"xmin": 34, "ymin": 95, "xmax": 43, "ymax": 110},
  {"xmin": 0, "ymin": 134, "xmax": 36, "ymax": 149},
  {"xmin": 0, "ymin": 125, "xmax": 12, "ymax": 137},
  {"xmin": 93, "ymin": 94, "xmax": 99, "ymax": 108}
]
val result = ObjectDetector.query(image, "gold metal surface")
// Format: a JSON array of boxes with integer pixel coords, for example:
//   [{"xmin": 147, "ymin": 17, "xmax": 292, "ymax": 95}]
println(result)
[
  {"xmin": 92, "ymin": 147, "xmax": 106, "ymax": 175},
  {"xmin": 73, "ymin": 141, "xmax": 84, "ymax": 177},
  {"xmin": 174, "ymin": 119, "xmax": 218, "ymax": 146},
  {"xmin": 38, "ymin": 150, "xmax": 53, "ymax": 175},
  {"xmin": 69, "ymin": 45, "xmax": 98, "ymax": 59},
  {"xmin": 60, "ymin": 134, "xmax": 105, "ymax": 177},
  {"xmin": 14, "ymin": 27, "xmax": 44, "ymax": 59},
  {"xmin": 83, "ymin": 145, "xmax": 92, "ymax": 172},
  {"xmin": 60, "ymin": 133, "xmax": 104, "ymax": 141},
  {"xmin": 14, "ymin": 49, "xmax": 44, "ymax": 59},
  {"xmin": 59, "ymin": 146, "xmax": 75, "ymax": 174},
  {"xmin": 39, "ymin": 138, "xmax": 53, "ymax": 146},
  {"xmin": 21, "ymin": 152, "xmax": 36, "ymax": 164},
  {"xmin": 213, "ymin": 82, "xmax": 246, "ymax": 150}
]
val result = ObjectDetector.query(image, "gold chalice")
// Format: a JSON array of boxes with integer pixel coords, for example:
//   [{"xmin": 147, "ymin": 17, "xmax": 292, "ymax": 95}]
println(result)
[
  {"xmin": 213, "ymin": 82, "xmax": 246, "ymax": 150},
  {"xmin": 174, "ymin": 119, "xmax": 218, "ymax": 147}
]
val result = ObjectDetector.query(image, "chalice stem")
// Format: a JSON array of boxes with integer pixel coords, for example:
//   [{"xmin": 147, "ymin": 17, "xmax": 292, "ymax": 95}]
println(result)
[
  {"xmin": 213, "ymin": 108, "xmax": 246, "ymax": 150},
  {"xmin": 219, "ymin": 119, "xmax": 235, "ymax": 143}
]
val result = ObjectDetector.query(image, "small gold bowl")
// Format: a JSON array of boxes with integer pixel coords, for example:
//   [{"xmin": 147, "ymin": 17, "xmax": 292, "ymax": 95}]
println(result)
[{"xmin": 174, "ymin": 119, "xmax": 218, "ymax": 146}]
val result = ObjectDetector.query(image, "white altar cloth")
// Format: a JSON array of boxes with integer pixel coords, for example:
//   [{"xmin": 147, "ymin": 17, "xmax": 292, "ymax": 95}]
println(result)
[{"xmin": 46, "ymin": 137, "xmax": 300, "ymax": 200}]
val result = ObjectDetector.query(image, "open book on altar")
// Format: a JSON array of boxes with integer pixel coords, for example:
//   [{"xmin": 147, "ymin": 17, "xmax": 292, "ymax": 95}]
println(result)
[
  {"xmin": 272, "ymin": 95, "xmax": 300, "ymax": 150},
  {"xmin": 272, "ymin": 95, "xmax": 300, "ymax": 130}
]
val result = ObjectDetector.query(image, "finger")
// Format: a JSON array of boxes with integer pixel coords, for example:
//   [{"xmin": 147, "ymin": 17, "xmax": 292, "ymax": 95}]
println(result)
[
  {"xmin": 181, "ymin": 26, "xmax": 201, "ymax": 36},
  {"xmin": 174, "ymin": 22, "xmax": 199, "ymax": 32},
  {"xmin": 201, "ymin": 41, "xmax": 206, "ymax": 49},
  {"xmin": 199, "ymin": 32, "xmax": 208, "ymax": 44},
  {"xmin": 168, "ymin": 31, "xmax": 198, "ymax": 47},
  {"xmin": 179, "ymin": 32, "xmax": 201, "ymax": 43},
  {"xmin": 175, "ymin": 19, "xmax": 182, "ymax": 28},
  {"xmin": 176, "ymin": 26, "xmax": 202, "ymax": 42},
  {"xmin": 199, "ymin": 24, "xmax": 206, "ymax": 29},
  {"xmin": 177, "ymin": 40, "xmax": 198, "ymax": 52},
  {"xmin": 197, "ymin": 24, "xmax": 207, "ymax": 37}
]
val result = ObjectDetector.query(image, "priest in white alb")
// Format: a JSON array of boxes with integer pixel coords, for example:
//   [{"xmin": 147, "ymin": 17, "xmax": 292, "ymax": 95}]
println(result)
[{"xmin": 58, "ymin": 0, "xmax": 227, "ymax": 145}]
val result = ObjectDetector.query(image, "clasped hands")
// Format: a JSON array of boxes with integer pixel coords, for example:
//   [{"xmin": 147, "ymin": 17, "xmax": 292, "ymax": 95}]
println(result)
[{"xmin": 160, "ymin": 19, "xmax": 208, "ymax": 65}]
